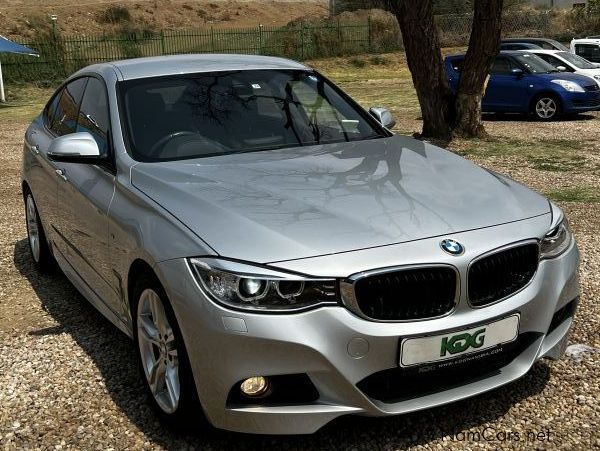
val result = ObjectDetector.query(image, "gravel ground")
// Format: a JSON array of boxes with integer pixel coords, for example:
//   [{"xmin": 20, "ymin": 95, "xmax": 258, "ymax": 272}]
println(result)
[{"xmin": 1, "ymin": 109, "xmax": 599, "ymax": 450}]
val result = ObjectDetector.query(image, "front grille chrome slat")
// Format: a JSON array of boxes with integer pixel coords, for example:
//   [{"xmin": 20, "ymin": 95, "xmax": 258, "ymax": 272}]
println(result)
[
  {"xmin": 352, "ymin": 267, "xmax": 457, "ymax": 321},
  {"xmin": 468, "ymin": 242, "xmax": 539, "ymax": 307}
]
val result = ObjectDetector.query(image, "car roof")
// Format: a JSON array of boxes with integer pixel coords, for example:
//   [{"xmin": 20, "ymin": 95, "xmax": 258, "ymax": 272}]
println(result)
[
  {"xmin": 519, "ymin": 49, "xmax": 561, "ymax": 54},
  {"xmin": 572, "ymin": 38, "xmax": 600, "ymax": 44},
  {"xmin": 446, "ymin": 50, "xmax": 522, "ymax": 59},
  {"xmin": 77, "ymin": 54, "xmax": 309, "ymax": 81},
  {"xmin": 502, "ymin": 37, "xmax": 556, "ymax": 43}
]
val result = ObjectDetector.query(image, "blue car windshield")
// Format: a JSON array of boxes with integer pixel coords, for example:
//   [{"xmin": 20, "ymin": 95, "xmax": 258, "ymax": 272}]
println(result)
[
  {"xmin": 513, "ymin": 53, "xmax": 558, "ymax": 73},
  {"xmin": 119, "ymin": 70, "xmax": 388, "ymax": 161}
]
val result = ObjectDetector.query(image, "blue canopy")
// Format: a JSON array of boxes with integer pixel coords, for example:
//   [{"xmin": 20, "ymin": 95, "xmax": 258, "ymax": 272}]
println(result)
[{"xmin": 0, "ymin": 35, "xmax": 38, "ymax": 56}]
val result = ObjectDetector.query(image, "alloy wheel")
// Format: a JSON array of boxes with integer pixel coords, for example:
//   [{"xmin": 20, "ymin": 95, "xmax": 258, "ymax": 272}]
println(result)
[
  {"xmin": 26, "ymin": 195, "xmax": 40, "ymax": 263},
  {"xmin": 535, "ymin": 97, "xmax": 557, "ymax": 119},
  {"xmin": 137, "ymin": 288, "xmax": 180, "ymax": 414}
]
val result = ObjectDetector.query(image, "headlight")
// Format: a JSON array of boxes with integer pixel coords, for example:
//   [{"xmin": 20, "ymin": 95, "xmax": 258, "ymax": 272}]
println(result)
[
  {"xmin": 551, "ymin": 79, "xmax": 585, "ymax": 92},
  {"xmin": 540, "ymin": 217, "xmax": 572, "ymax": 259},
  {"xmin": 188, "ymin": 257, "xmax": 338, "ymax": 311}
]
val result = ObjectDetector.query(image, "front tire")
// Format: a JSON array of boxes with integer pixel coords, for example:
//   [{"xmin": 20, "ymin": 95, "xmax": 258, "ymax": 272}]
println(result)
[
  {"xmin": 24, "ymin": 192, "xmax": 54, "ymax": 272},
  {"xmin": 133, "ymin": 275, "xmax": 207, "ymax": 429},
  {"xmin": 532, "ymin": 95, "xmax": 561, "ymax": 121}
]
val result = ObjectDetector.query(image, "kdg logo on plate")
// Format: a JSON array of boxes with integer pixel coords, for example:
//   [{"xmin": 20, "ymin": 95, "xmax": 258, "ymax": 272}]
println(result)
[{"xmin": 440, "ymin": 328, "xmax": 486, "ymax": 356}]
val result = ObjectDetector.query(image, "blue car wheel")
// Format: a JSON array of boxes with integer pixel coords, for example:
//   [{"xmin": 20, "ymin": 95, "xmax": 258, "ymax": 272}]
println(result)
[{"xmin": 532, "ymin": 95, "xmax": 560, "ymax": 120}]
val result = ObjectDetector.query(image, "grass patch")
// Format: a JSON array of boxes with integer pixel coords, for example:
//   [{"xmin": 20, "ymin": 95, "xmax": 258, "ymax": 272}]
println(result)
[
  {"xmin": 0, "ymin": 84, "xmax": 54, "ymax": 122},
  {"xmin": 348, "ymin": 57, "xmax": 367, "ymax": 68},
  {"xmin": 455, "ymin": 137, "xmax": 586, "ymax": 158},
  {"xmin": 453, "ymin": 137, "xmax": 590, "ymax": 172},
  {"xmin": 528, "ymin": 154, "xmax": 587, "ymax": 172},
  {"xmin": 545, "ymin": 187, "xmax": 600, "ymax": 203}
]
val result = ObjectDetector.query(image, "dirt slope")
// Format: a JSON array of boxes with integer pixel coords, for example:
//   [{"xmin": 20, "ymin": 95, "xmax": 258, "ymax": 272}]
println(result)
[{"xmin": 0, "ymin": 0, "xmax": 329, "ymax": 40}]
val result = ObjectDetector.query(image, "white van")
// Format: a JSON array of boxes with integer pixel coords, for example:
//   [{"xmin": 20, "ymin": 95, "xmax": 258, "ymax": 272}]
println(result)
[{"xmin": 571, "ymin": 37, "xmax": 600, "ymax": 63}]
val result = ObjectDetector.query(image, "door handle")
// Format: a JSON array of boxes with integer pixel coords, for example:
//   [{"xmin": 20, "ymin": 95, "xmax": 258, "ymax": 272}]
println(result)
[{"xmin": 55, "ymin": 169, "xmax": 68, "ymax": 182}]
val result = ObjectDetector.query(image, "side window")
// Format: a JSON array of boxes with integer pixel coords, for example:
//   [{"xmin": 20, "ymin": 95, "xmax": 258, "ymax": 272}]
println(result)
[
  {"xmin": 544, "ymin": 54, "xmax": 573, "ymax": 71},
  {"xmin": 575, "ymin": 44, "xmax": 600, "ymax": 63},
  {"xmin": 537, "ymin": 54, "xmax": 558, "ymax": 68},
  {"xmin": 491, "ymin": 57, "xmax": 512, "ymax": 75},
  {"xmin": 51, "ymin": 78, "xmax": 87, "ymax": 136},
  {"xmin": 77, "ymin": 77, "xmax": 110, "ymax": 156},
  {"xmin": 450, "ymin": 59, "xmax": 463, "ymax": 72}
]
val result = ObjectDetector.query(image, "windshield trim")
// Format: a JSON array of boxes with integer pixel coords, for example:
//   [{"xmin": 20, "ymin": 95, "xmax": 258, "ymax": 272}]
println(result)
[{"xmin": 117, "ymin": 69, "xmax": 392, "ymax": 163}]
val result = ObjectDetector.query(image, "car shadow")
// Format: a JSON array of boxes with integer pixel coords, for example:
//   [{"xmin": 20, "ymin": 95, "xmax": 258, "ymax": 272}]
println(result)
[
  {"xmin": 14, "ymin": 238, "xmax": 552, "ymax": 449},
  {"xmin": 482, "ymin": 112, "xmax": 598, "ymax": 122}
]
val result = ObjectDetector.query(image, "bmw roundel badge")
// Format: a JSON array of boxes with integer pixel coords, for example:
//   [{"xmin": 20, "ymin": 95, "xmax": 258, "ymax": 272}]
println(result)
[{"xmin": 440, "ymin": 239, "xmax": 464, "ymax": 256}]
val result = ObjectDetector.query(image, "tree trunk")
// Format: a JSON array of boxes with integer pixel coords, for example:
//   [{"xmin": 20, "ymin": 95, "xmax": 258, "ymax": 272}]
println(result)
[
  {"xmin": 453, "ymin": 0, "xmax": 504, "ymax": 138},
  {"xmin": 387, "ymin": 0, "xmax": 454, "ymax": 140}
]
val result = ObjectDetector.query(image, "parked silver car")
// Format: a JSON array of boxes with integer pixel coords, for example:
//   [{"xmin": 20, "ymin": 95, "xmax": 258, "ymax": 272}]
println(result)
[{"xmin": 22, "ymin": 54, "xmax": 579, "ymax": 435}]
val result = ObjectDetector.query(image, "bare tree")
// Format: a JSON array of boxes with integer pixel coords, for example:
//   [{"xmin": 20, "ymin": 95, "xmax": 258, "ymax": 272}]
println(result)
[
  {"xmin": 453, "ymin": 0, "xmax": 503, "ymax": 137},
  {"xmin": 386, "ymin": 0, "xmax": 454, "ymax": 139},
  {"xmin": 386, "ymin": 0, "xmax": 504, "ymax": 140}
]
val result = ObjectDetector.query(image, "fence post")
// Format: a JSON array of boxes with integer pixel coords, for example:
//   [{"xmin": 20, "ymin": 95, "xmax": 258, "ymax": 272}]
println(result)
[
  {"xmin": 258, "ymin": 24, "xmax": 263, "ymax": 55},
  {"xmin": 160, "ymin": 30, "xmax": 166, "ymax": 54},
  {"xmin": 210, "ymin": 27, "xmax": 215, "ymax": 52},
  {"xmin": 300, "ymin": 22, "xmax": 305, "ymax": 60},
  {"xmin": 367, "ymin": 15, "xmax": 371, "ymax": 53}
]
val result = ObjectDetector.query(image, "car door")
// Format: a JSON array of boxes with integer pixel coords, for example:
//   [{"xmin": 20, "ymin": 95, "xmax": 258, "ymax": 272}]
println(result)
[
  {"xmin": 483, "ymin": 57, "xmax": 526, "ymax": 111},
  {"xmin": 54, "ymin": 76, "xmax": 121, "ymax": 317},
  {"xmin": 25, "ymin": 78, "xmax": 88, "ymax": 247}
]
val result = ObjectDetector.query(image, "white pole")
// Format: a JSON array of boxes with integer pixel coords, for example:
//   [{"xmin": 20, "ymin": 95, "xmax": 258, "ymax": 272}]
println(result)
[{"xmin": 0, "ymin": 59, "xmax": 5, "ymax": 103}]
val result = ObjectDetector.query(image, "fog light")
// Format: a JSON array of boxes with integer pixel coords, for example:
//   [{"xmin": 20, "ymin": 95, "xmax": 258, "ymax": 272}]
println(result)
[{"xmin": 240, "ymin": 376, "xmax": 269, "ymax": 397}]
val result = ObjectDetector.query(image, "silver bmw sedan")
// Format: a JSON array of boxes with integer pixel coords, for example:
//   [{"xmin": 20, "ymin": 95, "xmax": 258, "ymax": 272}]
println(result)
[{"xmin": 21, "ymin": 54, "xmax": 579, "ymax": 435}]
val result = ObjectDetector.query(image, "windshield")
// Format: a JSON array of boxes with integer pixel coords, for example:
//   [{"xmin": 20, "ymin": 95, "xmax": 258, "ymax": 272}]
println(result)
[
  {"xmin": 119, "ymin": 70, "xmax": 387, "ymax": 161},
  {"xmin": 545, "ymin": 40, "xmax": 569, "ymax": 52},
  {"xmin": 513, "ymin": 53, "xmax": 558, "ymax": 73},
  {"xmin": 556, "ymin": 51, "xmax": 596, "ymax": 69}
]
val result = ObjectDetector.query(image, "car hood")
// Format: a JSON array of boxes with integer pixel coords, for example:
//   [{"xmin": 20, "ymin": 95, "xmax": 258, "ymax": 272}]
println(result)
[
  {"xmin": 576, "ymin": 68, "xmax": 600, "ymax": 77},
  {"xmin": 131, "ymin": 135, "xmax": 549, "ymax": 263}
]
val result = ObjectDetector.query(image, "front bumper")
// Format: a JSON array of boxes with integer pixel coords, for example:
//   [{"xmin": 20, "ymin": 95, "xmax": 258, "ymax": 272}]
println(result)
[
  {"xmin": 158, "ymin": 226, "xmax": 580, "ymax": 435},
  {"xmin": 561, "ymin": 90, "xmax": 600, "ymax": 112}
]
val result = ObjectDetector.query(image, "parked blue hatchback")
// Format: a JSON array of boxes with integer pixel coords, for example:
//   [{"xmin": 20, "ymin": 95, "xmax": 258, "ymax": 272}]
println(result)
[{"xmin": 445, "ymin": 51, "xmax": 600, "ymax": 120}]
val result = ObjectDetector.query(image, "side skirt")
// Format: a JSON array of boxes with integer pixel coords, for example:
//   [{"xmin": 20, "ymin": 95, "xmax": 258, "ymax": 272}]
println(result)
[{"xmin": 53, "ymin": 246, "xmax": 133, "ymax": 338}]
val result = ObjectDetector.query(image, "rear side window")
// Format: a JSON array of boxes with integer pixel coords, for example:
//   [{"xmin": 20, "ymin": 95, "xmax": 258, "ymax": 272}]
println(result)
[
  {"xmin": 575, "ymin": 44, "xmax": 600, "ymax": 62},
  {"xmin": 44, "ymin": 90, "xmax": 62, "ymax": 130},
  {"xmin": 50, "ymin": 78, "xmax": 87, "ymax": 136},
  {"xmin": 77, "ymin": 77, "xmax": 110, "ymax": 156},
  {"xmin": 490, "ymin": 57, "xmax": 512, "ymax": 75}
]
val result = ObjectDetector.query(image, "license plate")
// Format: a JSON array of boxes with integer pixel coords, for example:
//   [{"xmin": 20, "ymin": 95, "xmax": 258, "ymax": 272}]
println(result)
[{"xmin": 399, "ymin": 314, "xmax": 520, "ymax": 367}]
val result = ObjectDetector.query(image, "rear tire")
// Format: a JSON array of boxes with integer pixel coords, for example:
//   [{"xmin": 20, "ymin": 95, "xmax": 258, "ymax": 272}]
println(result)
[
  {"xmin": 132, "ymin": 274, "xmax": 209, "ymax": 431},
  {"xmin": 532, "ymin": 95, "xmax": 561, "ymax": 121},
  {"xmin": 24, "ymin": 192, "xmax": 54, "ymax": 272}
]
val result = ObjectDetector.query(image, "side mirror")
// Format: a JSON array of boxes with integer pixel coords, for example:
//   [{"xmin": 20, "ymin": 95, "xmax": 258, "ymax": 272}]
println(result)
[
  {"xmin": 511, "ymin": 68, "xmax": 524, "ymax": 76},
  {"xmin": 556, "ymin": 65, "xmax": 567, "ymax": 72},
  {"xmin": 48, "ymin": 132, "xmax": 103, "ymax": 164},
  {"xmin": 369, "ymin": 106, "xmax": 396, "ymax": 129}
]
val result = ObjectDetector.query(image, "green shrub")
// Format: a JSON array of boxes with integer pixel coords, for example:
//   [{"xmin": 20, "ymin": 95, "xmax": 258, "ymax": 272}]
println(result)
[
  {"xmin": 349, "ymin": 57, "xmax": 366, "ymax": 67},
  {"xmin": 369, "ymin": 54, "xmax": 388, "ymax": 65},
  {"xmin": 99, "ymin": 6, "xmax": 132, "ymax": 24}
]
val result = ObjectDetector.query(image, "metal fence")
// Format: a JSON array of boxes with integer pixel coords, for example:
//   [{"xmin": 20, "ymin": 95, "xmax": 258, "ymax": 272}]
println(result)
[
  {"xmin": 0, "ymin": 11, "xmax": 564, "ymax": 83},
  {"xmin": 1, "ymin": 21, "xmax": 375, "ymax": 83}
]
